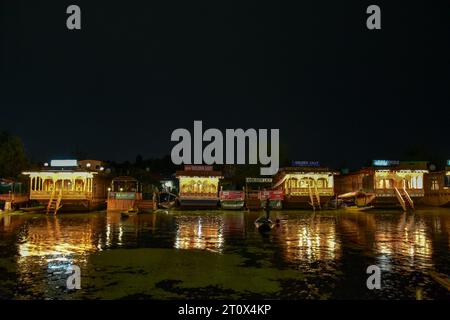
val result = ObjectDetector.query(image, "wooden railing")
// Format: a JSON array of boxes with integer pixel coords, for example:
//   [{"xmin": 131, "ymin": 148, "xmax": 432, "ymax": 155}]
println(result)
[
  {"xmin": 375, "ymin": 188, "xmax": 424, "ymax": 197},
  {"xmin": 287, "ymin": 187, "xmax": 334, "ymax": 196},
  {"xmin": 30, "ymin": 190, "xmax": 92, "ymax": 200},
  {"xmin": 179, "ymin": 192, "xmax": 218, "ymax": 199}
]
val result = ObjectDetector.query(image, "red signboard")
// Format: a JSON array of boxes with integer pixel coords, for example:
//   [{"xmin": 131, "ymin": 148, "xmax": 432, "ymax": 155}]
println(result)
[
  {"xmin": 259, "ymin": 190, "xmax": 284, "ymax": 200},
  {"xmin": 220, "ymin": 191, "xmax": 245, "ymax": 200}
]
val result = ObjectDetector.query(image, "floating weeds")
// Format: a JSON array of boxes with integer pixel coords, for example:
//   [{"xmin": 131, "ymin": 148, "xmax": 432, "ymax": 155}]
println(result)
[{"xmin": 67, "ymin": 248, "xmax": 306, "ymax": 299}]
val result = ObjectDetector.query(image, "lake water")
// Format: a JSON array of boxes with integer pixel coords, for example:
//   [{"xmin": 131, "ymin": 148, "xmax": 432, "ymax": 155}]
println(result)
[{"xmin": 0, "ymin": 209, "xmax": 449, "ymax": 300}]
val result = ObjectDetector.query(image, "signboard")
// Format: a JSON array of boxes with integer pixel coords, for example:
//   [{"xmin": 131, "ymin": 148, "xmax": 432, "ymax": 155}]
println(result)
[
  {"xmin": 184, "ymin": 165, "xmax": 213, "ymax": 171},
  {"xmin": 219, "ymin": 191, "xmax": 245, "ymax": 200},
  {"xmin": 292, "ymin": 160, "xmax": 320, "ymax": 167},
  {"xmin": 259, "ymin": 190, "xmax": 284, "ymax": 200},
  {"xmin": 50, "ymin": 159, "xmax": 78, "ymax": 167},
  {"xmin": 447, "ymin": 160, "xmax": 450, "ymax": 166},
  {"xmin": 372, "ymin": 160, "xmax": 400, "ymax": 167},
  {"xmin": 112, "ymin": 192, "xmax": 136, "ymax": 200},
  {"xmin": 245, "ymin": 177, "xmax": 272, "ymax": 183}
]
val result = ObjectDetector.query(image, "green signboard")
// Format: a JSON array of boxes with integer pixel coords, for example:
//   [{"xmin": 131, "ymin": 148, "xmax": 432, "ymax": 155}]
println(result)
[{"xmin": 114, "ymin": 192, "xmax": 136, "ymax": 200}]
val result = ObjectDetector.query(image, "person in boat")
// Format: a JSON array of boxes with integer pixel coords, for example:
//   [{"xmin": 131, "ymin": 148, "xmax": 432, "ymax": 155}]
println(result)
[
  {"xmin": 256, "ymin": 198, "xmax": 272, "ymax": 231},
  {"xmin": 264, "ymin": 198, "xmax": 270, "ymax": 220}
]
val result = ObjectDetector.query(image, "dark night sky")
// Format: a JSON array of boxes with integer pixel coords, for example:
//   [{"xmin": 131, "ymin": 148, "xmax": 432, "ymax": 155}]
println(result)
[{"xmin": 2, "ymin": 1, "xmax": 449, "ymax": 169}]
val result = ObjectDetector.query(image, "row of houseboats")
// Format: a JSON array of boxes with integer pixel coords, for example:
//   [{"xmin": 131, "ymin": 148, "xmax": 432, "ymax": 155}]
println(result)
[{"xmin": 2, "ymin": 159, "xmax": 450, "ymax": 213}]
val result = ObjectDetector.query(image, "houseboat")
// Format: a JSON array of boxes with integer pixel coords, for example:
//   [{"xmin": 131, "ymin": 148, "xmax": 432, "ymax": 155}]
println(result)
[
  {"xmin": 244, "ymin": 177, "xmax": 283, "ymax": 210},
  {"xmin": 272, "ymin": 161, "xmax": 336, "ymax": 210},
  {"xmin": 0, "ymin": 179, "xmax": 28, "ymax": 211},
  {"xmin": 335, "ymin": 160, "xmax": 428, "ymax": 210},
  {"xmin": 176, "ymin": 165, "xmax": 223, "ymax": 209},
  {"xmin": 107, "ymin": 176, "xmax": 155, "ymax": 212},
  {"xmin": 219, "ymin": 189, "xmax": 245, "ymax": 210},
  {"xmin": 423, "ymin": 160, "xmax": 450, "ymax": 207},
  {"xmin": 22, "ymin": 159, "xmax": 110, "ymax": 213}
]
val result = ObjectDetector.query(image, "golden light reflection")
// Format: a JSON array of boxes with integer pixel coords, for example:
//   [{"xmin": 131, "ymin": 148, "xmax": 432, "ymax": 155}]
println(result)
[
  {"xmin": 16, "ymin": 217, "xmax": 98, "ymax": 275},
  {"xmin": 174, "ymin": 215, "xmax": 224, "ymax": 252},
  {"xmin": 279, "ymin": 215, "xmax": 341, "ymax": 262},
  {"xmin": 374, "ymin": 213, "xmax": 433, "ymax": 269}
]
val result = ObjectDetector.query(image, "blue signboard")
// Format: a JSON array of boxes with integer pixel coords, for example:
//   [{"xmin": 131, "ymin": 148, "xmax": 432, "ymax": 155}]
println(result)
[
  {"xmin": 447, "ymin": 160, "xmax": 450, "ymax": 166},
  {"xmin": 372, "ymin": 160, "xmax": 400, "ymax": 167},
  {"xmin": 292, "ymin": 161, "xmax": 320, "ymax": 167}
]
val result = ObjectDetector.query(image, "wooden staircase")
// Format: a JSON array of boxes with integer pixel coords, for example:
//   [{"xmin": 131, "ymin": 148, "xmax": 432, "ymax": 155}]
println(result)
[
  {"xmin": 47, "ymin": 189, "xmax": 63, "ymax": 214},
  {"xmin": 394, "ymin": 187, "xmax": 414, "ymax": 211},
  {"xmin": 308, "ymin": 183, "xmax": 321, "ymax": 210}
]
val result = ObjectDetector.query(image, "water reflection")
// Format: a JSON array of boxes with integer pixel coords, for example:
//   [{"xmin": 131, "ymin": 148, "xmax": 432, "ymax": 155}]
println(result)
[
  {"xmin": 0, "ymin": 208, "xmax": 449, "ymax": 299},
  {"xmin": 277, "ymin": 213, "xmax": 341, "ymax": 262},
  {"xmin": 174, "ymin": 215, "xmax": 224, "ymax": 252},
  {"xmin": 373, "ymin": 213, "xmax": 433, "ymax": 271}
]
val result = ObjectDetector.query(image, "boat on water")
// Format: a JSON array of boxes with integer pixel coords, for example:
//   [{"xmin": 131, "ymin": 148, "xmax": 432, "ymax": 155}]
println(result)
[
  {"xmin": 158, "ymin": 191, "xmax": 178, "ymax": 209},
  {"xmin": 244, "ymin": 178, "xmax": 284, "ymax": 210},
  {"xmin": 337, "ymin": 191, "xmax": 376, "ymax": 212},
  {"xmin": 334, "ymin": 160, "xmax": 427, "ymax": 210},
  {"xmin": 254, "ymin": 216, "xmax": 274, "ymax": 231},
  {"xmin": 176, "ymin": 165, "xmax": 222, "ymax": 209},
  {"xmin": 120, "ymin": 208, "xmax": 140, "ymax": 218},
  {"xmin": 19, "ymin": 206, "xmax": 46, "ymax": 213},
  {"xmin": 343, "ymin": 205, "xmax": 374, "ymax": 212}
]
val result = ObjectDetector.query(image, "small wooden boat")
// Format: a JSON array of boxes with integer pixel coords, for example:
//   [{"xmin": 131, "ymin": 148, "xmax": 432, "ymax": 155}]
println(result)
[
  {"xmin": 158, "ymin": 191, "xmax": 178, "ymax": 209},
  {"xmin": 254, "ymin": 216, "xmax": 274, "ymax": 232},
  {"xmin": 0, "ymin": 210, "xmax": 26, "ymax": 216},
  {"xmin": 343, "ymin": 205, "xmax": 374, "ymax": 212},
  {"xmin": 20, "ymin": 206, "xmax": 46, "ymax": 213},
  {"xmin": 120, "ymin": 208, "xmax": 139, "ymax": 218},
  {"xmin": 338, "ymin": 191, "xmax": 376, "ymax": 212}
]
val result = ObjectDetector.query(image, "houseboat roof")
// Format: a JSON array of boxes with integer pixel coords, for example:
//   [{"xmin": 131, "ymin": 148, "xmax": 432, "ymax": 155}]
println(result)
[
  {"xmin": 370, "ymin": 160, "xmax": 428, "ymax": 171},
  {"xmin": 22, "ymin": 168, "xmax": 98, "ymax": 174},
  {"xmin": 176, "ymin": 165, "xmax": 222, "ymax": 178}
]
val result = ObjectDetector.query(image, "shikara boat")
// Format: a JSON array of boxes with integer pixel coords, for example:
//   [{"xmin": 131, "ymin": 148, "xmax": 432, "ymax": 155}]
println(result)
[
  {"xmin": 120, "ymin": 208, "xmax": 139, "ymax": 218},
  {"xmin": 343, "ymin": 205, "xmax": 374, "ymax": 212},
  {"xmin": 20, "ymin": 206, "xmax": 46, "ymax": 213},
  {"xmin": 338, "ymin": 191, "xmax": 376, "ymax": 212}
]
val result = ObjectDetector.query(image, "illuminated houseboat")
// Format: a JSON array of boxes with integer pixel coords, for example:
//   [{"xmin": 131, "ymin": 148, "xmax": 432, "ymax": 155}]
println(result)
[
  {"xmin": 22, "ymin": 160, "xmax": 109, "ymax": 214},
  {"xmin": 335, "ymin": 160, "xmax": 428, "ymax": 210},
  {"xmin": 176, "ymin": 165, "xmax": 222, "ymax": 209},
  {"xmin": 107, "ymin": 176, "xmax": 156, "ymax": 212},
  {"xmin": 423, "ymin": 160, "xmax": 450, "ymax": 207},
  {"xmin": 244, "ymin": 177, "xmax": 284, "ymax": 210},
  {"xmin": 272, "ymin": 161, "xmax": 336, "ymax": 210}
]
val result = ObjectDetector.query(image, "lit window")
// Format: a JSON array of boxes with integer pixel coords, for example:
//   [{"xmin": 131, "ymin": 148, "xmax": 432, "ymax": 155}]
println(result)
[{"xmin": 431, "ymin": 179, "xmax": 439, "ymax": 191}]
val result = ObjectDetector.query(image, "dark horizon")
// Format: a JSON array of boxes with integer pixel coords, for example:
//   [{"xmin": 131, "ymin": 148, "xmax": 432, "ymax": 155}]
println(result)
[{"xmin": 2, "ymin": 1, "xmax": 449, "ymax": 170}]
